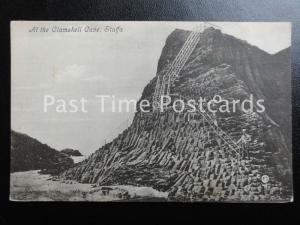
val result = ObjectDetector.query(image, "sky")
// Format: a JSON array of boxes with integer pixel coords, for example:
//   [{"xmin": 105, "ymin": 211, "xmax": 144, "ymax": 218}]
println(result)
[{"xmin": 11, "ymin": 21, "xmax": 291, "ymax": 155}]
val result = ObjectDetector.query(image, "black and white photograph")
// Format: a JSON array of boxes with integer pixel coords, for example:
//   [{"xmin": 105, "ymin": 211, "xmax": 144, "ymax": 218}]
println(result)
[{"xmin": 10, "ymin": 21, "xmax": 293, "ymax": 202}]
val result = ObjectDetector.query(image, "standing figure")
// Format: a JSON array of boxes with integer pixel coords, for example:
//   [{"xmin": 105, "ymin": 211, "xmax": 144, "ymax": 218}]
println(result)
[
  {"xmin": 237, "ymin": 129, "xmax": 251, "ymax": 160},
  {"xmin": 212, "ymin": 111, "xmax": 218, "ymax": 127}
]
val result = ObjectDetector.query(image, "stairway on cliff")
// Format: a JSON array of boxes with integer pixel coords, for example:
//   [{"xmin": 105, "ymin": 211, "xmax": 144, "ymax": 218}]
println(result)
[{"xmin": 62, "ymin": 27, "xmax": 292, "ymax": 202}]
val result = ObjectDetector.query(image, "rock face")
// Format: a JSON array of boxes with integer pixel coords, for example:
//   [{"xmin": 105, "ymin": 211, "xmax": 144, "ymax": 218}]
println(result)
[
  {"xmin": 61, "ymin": 148, "xmax": 83, "ymax": 157},
  {"xmin": 11, "ymin": 130, "xmax": 74, "ymax": 175},
  {"xmin": 62, "ymin": 28, "xmax": 292, "ymax": 201}
]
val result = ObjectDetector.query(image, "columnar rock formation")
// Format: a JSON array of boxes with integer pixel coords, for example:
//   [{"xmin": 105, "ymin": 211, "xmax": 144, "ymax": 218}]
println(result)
[{"xmin": 62, "ymin": 28, "xmax": 292, "ymax": 201}]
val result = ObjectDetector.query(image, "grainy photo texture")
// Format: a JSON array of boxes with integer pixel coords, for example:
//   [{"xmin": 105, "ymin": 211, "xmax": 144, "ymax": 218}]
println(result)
[{"xmin": 10, "ymin": 21, "xmax": 292, "ymax": 202}]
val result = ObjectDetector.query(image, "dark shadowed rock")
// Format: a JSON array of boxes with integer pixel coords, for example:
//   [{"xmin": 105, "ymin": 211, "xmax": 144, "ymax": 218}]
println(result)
[
  {"xmin": 62, "ymin": 27, "xmax": 292, "ymax": 201},
  {"xmin": 61, "ymin": 148, "xmax": 83, "ymax": 157},
  {"xmin": 11, "ymin": 130, "xmax": 74, "ymax": 175}
]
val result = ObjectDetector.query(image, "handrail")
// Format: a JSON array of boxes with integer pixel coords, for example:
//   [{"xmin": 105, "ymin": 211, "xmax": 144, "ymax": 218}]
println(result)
[
  {"xmin": 179, "ymin": 95, "xmax": 241, "ymax": 158},
  {"xmin": 153, "ymin": 25, "xmax": 204, "ymax": 103}
]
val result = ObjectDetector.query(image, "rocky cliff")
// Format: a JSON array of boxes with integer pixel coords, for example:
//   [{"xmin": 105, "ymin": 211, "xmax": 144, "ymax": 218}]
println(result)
[
  {"xmin": 62, "ymin": 28, "xmax": 292, "ymax": 201},
  {"xmin": 61, "ymin": 148, "xmax": 83, "ymax": 157},
  {"xmin": 11, "ymin": 130, "xmax": 74, "ymax": 175}
]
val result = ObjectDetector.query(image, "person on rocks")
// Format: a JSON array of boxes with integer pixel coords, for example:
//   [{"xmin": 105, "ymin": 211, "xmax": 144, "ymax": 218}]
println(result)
[
  {"xmin": 237, "ymin": 129, "xmax": 251, "ymax": 160},
  {"xmin": 212, "ymin": 111, "xmax": 218, "ymax": 127}
]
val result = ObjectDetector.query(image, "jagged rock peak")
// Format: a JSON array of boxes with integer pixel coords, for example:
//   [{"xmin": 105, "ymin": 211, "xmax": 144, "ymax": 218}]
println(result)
[{"xmin": 61, "ymin": 26, "xmax": 292, "ymax": 202}]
